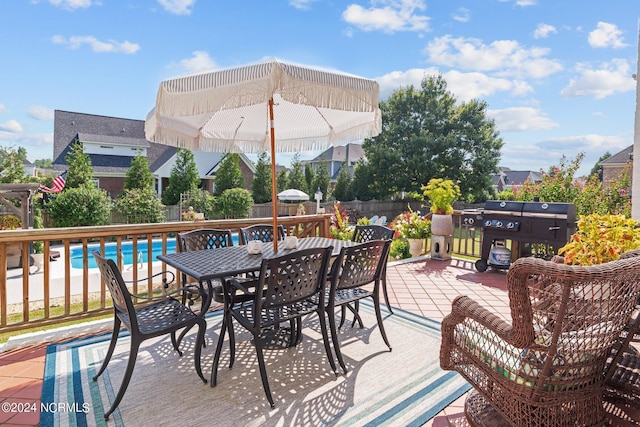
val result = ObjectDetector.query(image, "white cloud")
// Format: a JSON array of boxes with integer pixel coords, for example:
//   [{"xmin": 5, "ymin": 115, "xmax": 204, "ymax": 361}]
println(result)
[
  {"xmin": 342, "ymin": 0, "xmax": 429, "ymax": 33},
  {"xmin": 588, "ymin": 22, "xmax": 627, "ymax": 49},
  {"xmin": 52, "ymin": 35, "xmax": 140, "ymax": 54},
  {"xmin": 0, "ymin": 131, "xmax": 54, "ymax": 161},
  {"xmin": 27, "ymin": 105, "xmax": 55, "ymax": 121},
  {"xmin": 537, "ymin": 134, "xmax": 627, "ymax": 150},
  {"xmin": 157, "ymin": 0, "xmax": 194, "ymax": 15},
  {"xmin": 423, "ymin": 35, "xmax": 563, "ymax": 79},
  {"xmin": 496, "ymin": 0, "xmax": 537, "ymax": 5},
  {"xmin": 180, "ymin": 51, "xmax": 216, "ymax": 73},
  {"xmin": 487, "ymin": 107, "xmax": 558, "ymax": 132},
  {"xmin": 375, "ymin": 68, "xmax": 533, "ymax": 102},
  {"xmin": 0, "ymin": 104, "xmax": 8, "ymax": 113},
  {"xmin": 0, "ymin": 120, "xmax": 23, "ymax": 133},
  {"xmin": 289, "ymin": 0, "xmax": 319, "ymax": 10},
  {"xmin": 48, "ymin": 0, "xmax": 93, "ymax": 10},
  {"xmin": 500, "ymin": 133, "xmax": 630, "ymax": 175},
  {"xmin": 560, "ymin": 59, "xmax": 635, "ymax": 99},
  {"xmin": 451, "ymin": 8, "xmax": 470, "ymax": 23},
  {"xmin": 533, "ymin": 23, "xmax": 556, "ymax": 39}
]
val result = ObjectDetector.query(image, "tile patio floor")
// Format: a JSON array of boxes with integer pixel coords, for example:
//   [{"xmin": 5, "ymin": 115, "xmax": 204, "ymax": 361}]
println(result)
[{"xmin": 0, "ymin": 256, "xmax": 637, "ymax": 426}]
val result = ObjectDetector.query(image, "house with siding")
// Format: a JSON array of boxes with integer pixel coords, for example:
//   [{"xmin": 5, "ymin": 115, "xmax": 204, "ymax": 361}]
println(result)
[
  {"xmin": 302, "ymin": 143, "xmax": 364, "ymax": 182},
  {"xmin": 52, "ymin": 110, "xmax": 255, "ymax": 197},
  {"xmin": 599, "ymin": 145, "xmax": 633, "ymax": 190}
]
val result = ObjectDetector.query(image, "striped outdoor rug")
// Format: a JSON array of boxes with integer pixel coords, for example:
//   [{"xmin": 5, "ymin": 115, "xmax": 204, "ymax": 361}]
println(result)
[{"xmin": 41, "ymin": 301, "xmax": 470, "ymax": 426}]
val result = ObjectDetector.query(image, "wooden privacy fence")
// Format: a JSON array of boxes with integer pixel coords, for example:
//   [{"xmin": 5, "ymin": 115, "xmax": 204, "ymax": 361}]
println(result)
[{"xmin": 0, "ymin": 215, "xmax": 330, "ymax": 334}]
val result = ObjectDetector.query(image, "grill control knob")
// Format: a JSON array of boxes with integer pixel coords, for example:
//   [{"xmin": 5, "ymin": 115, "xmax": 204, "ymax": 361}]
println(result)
[
  {"xmin": 485, "ymin": 220, "xmax": 492, "ymax": 227},
  {"xmin": 507, "ymin": 222, "xmax": 515, "ymax": 229},
  {"xmin": 496, "ymin": 221, "xmax": 503, "ymax": 228}
]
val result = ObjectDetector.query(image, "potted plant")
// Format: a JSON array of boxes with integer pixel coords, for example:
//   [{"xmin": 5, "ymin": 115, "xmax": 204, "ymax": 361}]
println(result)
[
  {"xmin": 329, "ymin": 202, "xmax": 354, "ymax": 241},
  {"xmin": 391, "ymin": 207, "xmax": 431, "ymax": 257},
  {"xmin": 422, "ymin": 178, "xmax": 460, "ymax": 236}
]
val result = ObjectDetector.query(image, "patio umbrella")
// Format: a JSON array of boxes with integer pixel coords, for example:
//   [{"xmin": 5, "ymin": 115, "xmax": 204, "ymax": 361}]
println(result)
[
  {"xmin": 145, "ymin": 57, "xmax": 381, "ymax": 250},
  {"xmin": 277, "ymin": 189, "xmax": 309, "ymax": 201}
]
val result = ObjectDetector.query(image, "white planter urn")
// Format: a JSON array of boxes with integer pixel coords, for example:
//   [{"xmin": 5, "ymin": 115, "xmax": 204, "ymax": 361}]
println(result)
[
  {"xmin": 431, "ymin": 214, "xmax": 454, "ymax": 236},
  {"xmin": 31, "ymin": 253, "xmax": 45, "ymax": 274},
  {"xmin": 407, "ymin": 238, "xmax": 424, "ymax": 258}
]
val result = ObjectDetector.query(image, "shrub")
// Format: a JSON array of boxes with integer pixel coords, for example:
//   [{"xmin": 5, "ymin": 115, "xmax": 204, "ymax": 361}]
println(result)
[
  {"xmin": 215, "ymin": 188, "xmax": 253, "ymax": 218},
  {"xmin": 558, "ymin": 213, "xmax": 640, "ymax": 265},
  {"xmin": 182, "ymin": 189, "xmax": 216, "ymax": 219},
  {"xmin": 0, "ymin": 214, "xmax": 21, "ymax": 230},
  {"xmin": 115, "ymin": 188, "xmax": 166, "ymax": 224},
  {"xmin": 47, "ymin": 186, "xmax": 112, "ymax": 227},
  {"xmin": 390, "ymin": 238, "xmax": 410, "ymax": 260}
]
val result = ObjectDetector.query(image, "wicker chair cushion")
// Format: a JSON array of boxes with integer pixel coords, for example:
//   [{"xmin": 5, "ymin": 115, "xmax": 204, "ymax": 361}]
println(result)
[{"xmin": 460, "ymin": 321, "xmax": 611, "ymax": 390}]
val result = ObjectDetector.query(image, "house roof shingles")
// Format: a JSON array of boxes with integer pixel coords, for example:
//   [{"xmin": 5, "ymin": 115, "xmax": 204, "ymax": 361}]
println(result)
[{"xmin": 53, "ymin": 110, "xmax": 175, "ymax": 174}]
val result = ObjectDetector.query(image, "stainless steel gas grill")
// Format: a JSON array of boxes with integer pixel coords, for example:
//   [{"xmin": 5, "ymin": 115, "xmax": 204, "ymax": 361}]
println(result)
[{"xmin": 475, "ymin": 200, "xmax": 577, "ymax": 272}]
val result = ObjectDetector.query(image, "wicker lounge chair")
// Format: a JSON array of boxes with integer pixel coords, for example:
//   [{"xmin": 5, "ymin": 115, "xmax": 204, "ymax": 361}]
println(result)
[{"xmin": 440, "ymin": 255, "xmax": 640, "ymax": 426}]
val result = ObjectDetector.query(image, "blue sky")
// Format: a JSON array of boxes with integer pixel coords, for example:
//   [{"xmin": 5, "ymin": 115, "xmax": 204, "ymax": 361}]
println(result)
[{"xmin": 1, "ymin": 0, "xmax": 638, "ymax": 176}]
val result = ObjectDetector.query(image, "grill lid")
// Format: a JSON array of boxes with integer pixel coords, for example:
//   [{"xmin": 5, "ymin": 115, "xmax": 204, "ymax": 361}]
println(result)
[
  {"xmin": 522, "ymin": 202, "xmax": 576, "ymax": 219},
  {"xmin": 483, "ymin": 201, "xmax": 524, "ymax": 216}
]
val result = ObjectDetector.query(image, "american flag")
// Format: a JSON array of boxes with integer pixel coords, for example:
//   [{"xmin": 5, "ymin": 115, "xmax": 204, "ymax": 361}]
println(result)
[{"xmin": 39, "ymin": 171, "xmax": 67, "ymax": 194}]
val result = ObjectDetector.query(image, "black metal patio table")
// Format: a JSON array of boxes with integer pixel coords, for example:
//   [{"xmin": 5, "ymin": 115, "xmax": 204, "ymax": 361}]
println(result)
[{"xmin": 157, "ymin": 237, "xmax": 357, "ymax": 346}]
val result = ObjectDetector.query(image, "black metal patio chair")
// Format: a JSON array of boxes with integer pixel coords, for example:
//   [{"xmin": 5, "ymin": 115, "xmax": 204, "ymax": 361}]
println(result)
[
  {"xmin": 91, "ymin": 250, "xmax": 206, "ymax": 420},
  {"xmin": 211, "ymin": 246, "xmax": 336, "ymax": 407},
  {"xmin": 351, "ymin": 224, "xmax": 395, "ymax": 314},
  {"xmin": 178, "ymin": 228, "xmax": 255, "ymax": 307},
  {"xmin": 326, "ymin": 239, "xmax": 393, "ymax": 373},
  {"xmin": 239, "ymin": 224, "xmax": 285, "ymax": 245}
]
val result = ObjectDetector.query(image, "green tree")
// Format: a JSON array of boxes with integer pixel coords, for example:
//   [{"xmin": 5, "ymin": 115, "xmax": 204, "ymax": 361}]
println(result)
[
  {"xmin": 124, "ymin": 154, "xmax": 154, "ymax": 191},
  {"xmin": 65, "ymin": 141, "xmax": 94, "ymax": 189},
  {"xmin": 47, "ymin": 186, "xmax": 112, "ymax": 227},
  {"xmin": 312, "ymin": 162, "xmax": 331, "ymax": 202},
  {"xmin": 115, "ymin": 188, "xmax": 165, "ymax": 223},
  {"xmin": 287, "ymin": 153, "xmax": 306, "ymax": 191},
  {"xmin": 590, "ymin": 152, "xmax": 611, "ymax": 180},
  {"xmin": 304, "ymin": 163, "xmax": 315, "ymax": 195},
  {"xmin": 252, "ymin": 152, "xmax": 272, "ymax": 203},
  {"xmin": 34, "ymin": 158, "xmax": 53, "ymax": 169},
  {"xmin": 162, "ymin": 149, "xmax": 199, "ymax": 205},
  {"xmin": 359, "ymin": 74, "xmax": 503, "ymax": 202},
  {"xmin": 214, "ymin": 153, "xmax": 244, "ymax": 196},
  {"xmin": 0, "ymin": 145, "xmax": 27, "ymax": 183},
  {"xmin": 276, "ymin": 168, "xmax": 288, "ymax": 193},
  {"xmin": 351, "ymin": 160, "xmax": 375, "ymax": 201},
  {"xmin": 332, "ymin": 164, "xmax": 354, "ymax": 201}
]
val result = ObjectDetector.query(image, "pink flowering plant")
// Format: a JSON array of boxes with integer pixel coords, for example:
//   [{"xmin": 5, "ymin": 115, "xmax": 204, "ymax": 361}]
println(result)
[{"xmin": 391, "ymin": 207, "xmax": 431, "ymax": 239}]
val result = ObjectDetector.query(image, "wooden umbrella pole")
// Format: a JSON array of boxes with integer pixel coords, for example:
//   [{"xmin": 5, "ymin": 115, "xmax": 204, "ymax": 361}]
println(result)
[{"xmin": 269, "ymin": 97, "xmax": 279, "ymax": 252}]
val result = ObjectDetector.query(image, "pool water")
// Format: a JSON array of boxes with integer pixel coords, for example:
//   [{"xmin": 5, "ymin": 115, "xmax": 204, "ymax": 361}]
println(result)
[
  {"xmin": 71, "ymin": 240, "xmax": 178, "ymax": 269},
  {"xmin": 71, "ymin": 235, "xmax": 239, "ymax": 269}
]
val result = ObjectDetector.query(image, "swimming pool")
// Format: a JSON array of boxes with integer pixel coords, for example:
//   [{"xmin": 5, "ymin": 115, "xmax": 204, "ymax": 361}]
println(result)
[
  {"xmin": 71, "ymin": 240, "xmax": 179, "ymax": 269},
  {"xmin": 71, "ymin": 235, "xmax": 239, "ymax": 269}
]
